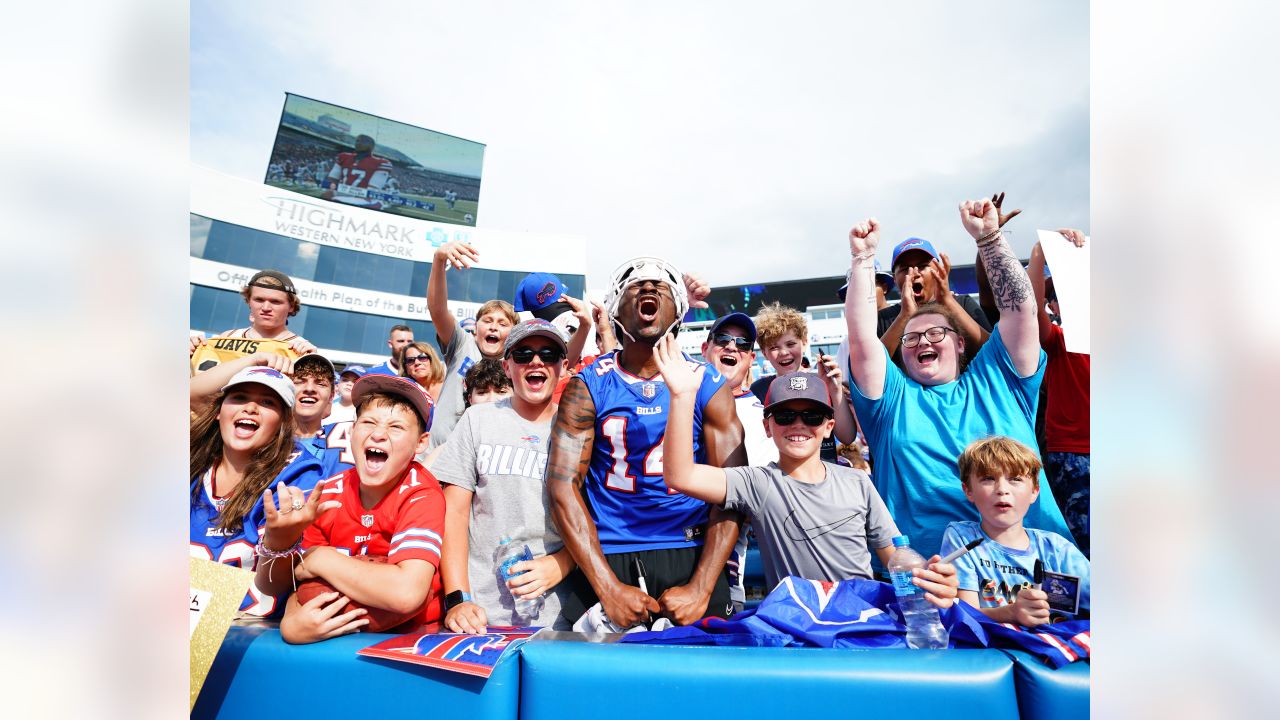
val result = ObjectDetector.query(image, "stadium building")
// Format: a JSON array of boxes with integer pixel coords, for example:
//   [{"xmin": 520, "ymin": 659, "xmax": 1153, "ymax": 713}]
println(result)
[{"xmin": 189, "ymin": 166, "xmax": 586, "ymax": 366}]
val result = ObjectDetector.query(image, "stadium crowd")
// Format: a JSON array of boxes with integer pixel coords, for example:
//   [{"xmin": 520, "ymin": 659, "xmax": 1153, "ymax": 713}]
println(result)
[{"xmin": 189, "ymin": 192, "xmax": 1090, "ymax": 645}]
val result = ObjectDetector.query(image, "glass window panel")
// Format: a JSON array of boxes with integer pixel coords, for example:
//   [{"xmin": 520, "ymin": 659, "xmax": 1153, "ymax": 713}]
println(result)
[{"xmin": 190, "ymin": 215, "xmax": 212, "ymax": 258}]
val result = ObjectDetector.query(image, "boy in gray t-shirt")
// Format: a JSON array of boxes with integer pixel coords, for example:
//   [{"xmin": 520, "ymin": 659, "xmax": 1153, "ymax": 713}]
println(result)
[
  {"xmin": 434, "ymin": 320, "xmax": 585, "ymax": 631},
  {"xmin": 654, "ymin": 336, "xmax": 960, "ymax": 608}
]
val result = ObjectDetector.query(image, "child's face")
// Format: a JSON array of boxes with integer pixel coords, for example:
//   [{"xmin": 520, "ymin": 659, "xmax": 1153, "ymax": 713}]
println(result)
[
  {"xmin": 467, "ymin": 385, "xmax": 511, "ymax": 406},
  {"xmin": 761, "ymin": 332, "xmax": 806, "ymax": 376},
  {"xmin": 763, "ymin": 400, "xmax": 833, "ymax": 462},
  {"xmin": 218, "ymin": 384, "xmax": 284, "ymax": 456},
  {"xmin": 963, "ymin": 471, "xmax": 1040, "ymax": 534},
  {"xmin": 352, "ymin": 400, "xmax": 429, "ymax": 493}
]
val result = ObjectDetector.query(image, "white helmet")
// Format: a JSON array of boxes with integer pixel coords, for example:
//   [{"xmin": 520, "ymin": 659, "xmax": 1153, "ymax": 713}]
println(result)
[{"xmin": 603, "ymin": 256, "xmax": 689, "ymax": 342}]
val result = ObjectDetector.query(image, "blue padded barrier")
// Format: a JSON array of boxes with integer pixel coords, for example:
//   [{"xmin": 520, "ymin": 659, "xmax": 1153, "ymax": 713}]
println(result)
[
  {"xmin": 192, "ymin": 625, "xmax": 520, "ymax": 720},
  {"xmin": 1002, "ymin": 650, "xmax": 1090, "ymax": 720},
  {"xmin": 519, "ymin": 641, "xmax": 1019, "ymax": 720}
]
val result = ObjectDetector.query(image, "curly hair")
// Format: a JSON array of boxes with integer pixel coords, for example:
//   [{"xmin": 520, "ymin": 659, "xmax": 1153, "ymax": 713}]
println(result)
[
  {"xmin": 754, "ymin": 302, "xmax": 808, "ymax": 350},
  {"xmin": 190, "ymin": 391, "xmax": 297, "ymax": 535},
  {"xmin": 463, "ymin": 358, "xmax": 512, "ymax": 406}
]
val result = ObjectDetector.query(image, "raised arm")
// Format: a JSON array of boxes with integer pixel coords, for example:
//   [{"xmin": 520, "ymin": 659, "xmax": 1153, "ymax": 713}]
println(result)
[
  {"xmin": 817, "ymin": 350, "xmax": 859, "ymax": 445},
  {"xmin": 653, "ymin": 335, "xmax": 728, "ymax": 504},
  {"xmin": 960, "ymin": 198, "xmax": 1039, "ymax": 376},
  {"xmin": 659, "ymin": 369, "xmax": 746, "ymax": 624},
  {"xmin": 925, "ymin": 252, "xmax": 990, "ymax": 356},
  {"xmin": 189, "ymin": 351, "xmax": 294, "ymax": 413},
  {"xmin": 844, "ymin": 219, "xmax": 888, "ymax": 399},
  {"xmin": 560, "ymin": 294, "xmax": 594, "ymax": 368},
  {"xmin": 546, "ymin": 377, "xmax": 659, "ymax": 628},
  {"xmin": 428, "ymin": 241, "xmax": 480, "ymax": 348},
  {"xmin": 1026, "ymin": 241, "xmax": 1055, "ymax": 346}
]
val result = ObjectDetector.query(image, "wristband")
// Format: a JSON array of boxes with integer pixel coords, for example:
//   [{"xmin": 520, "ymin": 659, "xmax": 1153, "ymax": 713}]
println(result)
[
  {"xmin": 444, "ymin": 590, "xmax": 472, "ymax": 611},
  {"xmin": 975, "ymin": 228, "xmax": 1002, "ymax": 246},
  {"xmin": 255, "ymin": 539, "xmax": 302, "ymax": 560}
]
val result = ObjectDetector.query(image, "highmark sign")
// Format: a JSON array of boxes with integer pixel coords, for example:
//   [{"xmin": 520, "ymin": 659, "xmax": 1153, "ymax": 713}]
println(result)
[{"xmin": 190, "ymin": 164, "xmax": 587, "ymax": 274}]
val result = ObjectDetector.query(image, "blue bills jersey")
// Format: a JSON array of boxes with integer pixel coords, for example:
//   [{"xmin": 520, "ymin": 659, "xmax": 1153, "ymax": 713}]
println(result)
[
  {"xmin": 297, "ymin": 420, "xmax": 357, "ymax": 477},
  {"xmin": 189, "ymin": 441, "xmax": 325, "ymax": 616},
  {"xmin": 577, "ymin": 350, "xmax": 726, "ymax": 553}
]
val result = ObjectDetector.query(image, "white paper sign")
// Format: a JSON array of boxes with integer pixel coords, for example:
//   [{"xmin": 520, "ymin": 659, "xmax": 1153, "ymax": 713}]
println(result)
[
  {"xmin": 189, "ymin": 588, "xmax": 213, "ymax": 639},
  {"xmin": 1036, "ymin": 229, "xmax": 1090, "ymax": 354}
]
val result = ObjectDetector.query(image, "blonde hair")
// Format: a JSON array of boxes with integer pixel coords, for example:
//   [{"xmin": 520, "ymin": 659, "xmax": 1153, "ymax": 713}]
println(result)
[
  {"xmin": 476, "ymin": 300, "xmax": 518, "ymax": 325},
  {"xmin": 957, "ymin": 436, "xmax": 1042, "ymax": 489},
  {"xmin": 754, "ymin": 302, "xmax": 808, "ymax": 350},
  {"xmin": 399, "ymin": 341, "xmax": 446, "ymax": 385}
]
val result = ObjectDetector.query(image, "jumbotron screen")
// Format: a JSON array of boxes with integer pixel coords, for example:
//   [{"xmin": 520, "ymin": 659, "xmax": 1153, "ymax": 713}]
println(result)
[{"xmin": 264, "ymin": 93, "xmax": 485, "ymax": 226}]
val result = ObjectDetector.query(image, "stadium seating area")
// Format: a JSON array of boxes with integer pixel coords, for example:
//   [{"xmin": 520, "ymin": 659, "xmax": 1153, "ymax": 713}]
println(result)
[{"xmin": 194, "ymin": 625, "xmax": 1088, "ymax": 719}]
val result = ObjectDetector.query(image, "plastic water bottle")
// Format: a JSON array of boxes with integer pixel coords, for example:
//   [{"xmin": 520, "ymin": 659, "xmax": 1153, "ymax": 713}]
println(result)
[
  {"xmin": 495, "ymin": 536, "xmax": 544, "ymax": 621},
  {"xmin": 887, "ymin": 535, "xmax": 949, "ymax": 649}
]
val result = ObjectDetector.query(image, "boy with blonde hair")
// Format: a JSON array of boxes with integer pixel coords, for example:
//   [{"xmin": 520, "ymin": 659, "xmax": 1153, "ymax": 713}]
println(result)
[{"xmin": 941, "ymin": 436, "xmax": 1090, "ymax": 624}]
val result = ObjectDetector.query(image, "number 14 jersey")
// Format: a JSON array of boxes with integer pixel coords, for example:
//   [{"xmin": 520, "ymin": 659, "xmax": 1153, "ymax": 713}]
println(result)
[{"xmin": 577, "ymin": 351, "xmax": 726, "ymax": 554}]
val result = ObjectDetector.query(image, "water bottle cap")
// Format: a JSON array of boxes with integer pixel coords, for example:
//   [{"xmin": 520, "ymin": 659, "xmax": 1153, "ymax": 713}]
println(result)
[{"xmin": 892, "ymin": 535, "xmax": 909, "ymax": 547}]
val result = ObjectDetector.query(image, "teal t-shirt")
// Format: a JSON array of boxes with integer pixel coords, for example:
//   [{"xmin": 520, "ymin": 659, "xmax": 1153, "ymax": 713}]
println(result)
[{"xmin": 848, "ymin": 324, "xmax": 1074, "ymax": 557}]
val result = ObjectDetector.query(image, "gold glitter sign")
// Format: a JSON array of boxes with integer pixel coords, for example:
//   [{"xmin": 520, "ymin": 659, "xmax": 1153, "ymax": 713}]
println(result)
[{"xmin": 189, "ymin": 557, "xmax": 253, "ymax": 711}]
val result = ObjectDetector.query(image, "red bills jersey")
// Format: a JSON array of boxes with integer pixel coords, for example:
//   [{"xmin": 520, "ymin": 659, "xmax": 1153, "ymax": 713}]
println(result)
[
  {"xmin": 304, "ymin": 463, "xmax": 445, "ymax": 624},
  {"xmin": 330, "ymin": 152, "xmax": 392, "ymax": 188}
]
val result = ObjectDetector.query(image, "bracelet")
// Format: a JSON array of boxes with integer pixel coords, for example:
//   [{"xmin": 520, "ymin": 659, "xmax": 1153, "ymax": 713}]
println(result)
[
  {"xmin": 255, "ymin": 539, "xmax": 301, "ymax": 560},
  {"xmin": 976, "ymin": 228, "xmax": 1002, "ymax": 246}
]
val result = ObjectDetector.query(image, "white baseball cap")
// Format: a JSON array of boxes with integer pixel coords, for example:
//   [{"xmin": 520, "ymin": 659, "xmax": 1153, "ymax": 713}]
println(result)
[{"xmin": 220, "ymin": 366, "xmax": 296, "ymax": 408}]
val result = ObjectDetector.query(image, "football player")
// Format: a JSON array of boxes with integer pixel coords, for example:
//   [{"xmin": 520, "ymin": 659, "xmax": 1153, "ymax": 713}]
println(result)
[
  {"xmin": 322, "ymin": 134, "xmax": 392, "ymax": 210},
  {"xmin": 546, "ymin": 256, "xmax": 747, "ymax": 629}
]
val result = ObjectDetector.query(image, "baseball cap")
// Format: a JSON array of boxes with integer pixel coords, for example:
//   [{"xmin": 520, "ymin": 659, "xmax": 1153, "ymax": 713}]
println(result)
[
  {"xmin": 339, "ymin": 364, "xmax": 368, "ymax": 379},
  {"xmin": 708, "ymin": 312, "xmax": 757, "ymax": 346},
  {"xmin": 293, "ymin": 353, "xmax": 336, "ymax": 379},
  {"xmin": 837, "ymin": 260, "xmax": 894, "ymax": 301},
  {"xmin": 763, "ymin": 371, "xmax": 833, "ymax": 415},
  {"xmin": 890, "ymin": 238, "xmax": 940, "ymax": 270},
  {"xmin": 514, "ymin": 272, "xmax": 568, "ymax": 314},
  {"xmin": 246, "ymin": 269, "xmax": 297, "ymax": 295},
  {"xmin": 351, "ymin": 375, "xmax": 435, "ymax": 432},
  {"xmin": 221, "ymin": 366, "xmax": 296, "ymax": 408},
  {"xmin": 503, "ymin": 318, "xmax": 569, "ymax": 356}
]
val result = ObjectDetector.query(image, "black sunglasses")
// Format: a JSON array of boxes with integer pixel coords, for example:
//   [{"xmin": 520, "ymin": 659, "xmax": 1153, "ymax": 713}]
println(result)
[
  {"xmin": 711, "ymin": 333, "xmax": 753, "ymax": 352},
  {"xmin": 404, "ymin": 355, "xmax": 432, "ymax": 365},
  {"xmin": 766, "ymin": 409, "xmax": 831, "ymax": 427},
  {"xmin": 508, "ymin": 346, "xmax": 566, "ymax": 364}
]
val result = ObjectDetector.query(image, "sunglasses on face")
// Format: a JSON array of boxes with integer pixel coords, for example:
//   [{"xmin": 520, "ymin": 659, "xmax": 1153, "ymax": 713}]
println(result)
[
  {"xmin": 405, "ymin": 355, "xmax": 432, "ymax": 365},
  {"xmin": 711, "ymin": 333, "xmax": 753, "ymax": 352},
  {"xmin": 508, "ymin": 346, "xmax": 566, "ymax": 364},
  {"xmin": 766, "ymin": 409, "xmax": 831, "ymax": 427}
]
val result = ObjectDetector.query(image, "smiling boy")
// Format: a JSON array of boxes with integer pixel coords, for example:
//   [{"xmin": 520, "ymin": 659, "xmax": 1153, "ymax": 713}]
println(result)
[
  {"xmin": 655, "ymin": 337, "xmax": 958, "ymax": 605},
  {"xmin": 255, "ymin": 375, "xmax": 445, "ymax": 644},
  {"xmin": 941, "ymin": 436, "xmax": 1090, "ymax": 624}
]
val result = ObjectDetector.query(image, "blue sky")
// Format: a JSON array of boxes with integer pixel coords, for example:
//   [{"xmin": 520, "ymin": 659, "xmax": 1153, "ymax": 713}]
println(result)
[{"xmin": 191, "ymin": 0, "xmax": 1088, "ymax": 288}]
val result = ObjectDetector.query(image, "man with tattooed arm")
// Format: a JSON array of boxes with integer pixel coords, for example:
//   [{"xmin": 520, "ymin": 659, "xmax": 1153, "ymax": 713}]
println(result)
[
  {"xmin": 843, "ymin": 198, "xmax": 1076, "ymax": 559},
  {"xmin": 546, "ymin": 257, "xmax": 746, "ymax": 628}
]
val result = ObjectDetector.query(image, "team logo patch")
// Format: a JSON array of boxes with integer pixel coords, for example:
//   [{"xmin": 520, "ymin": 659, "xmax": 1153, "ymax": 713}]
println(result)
[
  {"xmin": 520, "ymin": 435, "xmax": 540, "ymax": 444},
  {"xmin": 361, "ymin": 514, "xmax": 375, "ymax": 528},
  {"xmin": 536, "ymin": 282, "xmax": 558, "ymax": 305},
  {"xmin": 789, "ymin": 375, "xmax": 808, "ymax": 391},
  {"xmin": 641, "ymin": 382, "xmax": 657, "ymax": 399}
]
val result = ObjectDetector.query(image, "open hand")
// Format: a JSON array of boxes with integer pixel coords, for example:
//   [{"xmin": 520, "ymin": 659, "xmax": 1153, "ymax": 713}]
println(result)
[
  {"xmin": 280, "ymin": 591, "xmax": 369, "ymax": 644},
  {"xmin": 653, "ymin": 334, "xmax": 703, "ymax": 399},
  {"xmin": 262, "ymin": 480, "xmax": 341, "ymax": 551},
  {"xmin": 560, "ymin": 294, "xmax": 593, "ymax": 334},
  {"xmin": 1056, "ymin": 227, "xmax": 1087, "ymax": 247},
  {"xmin": 434, "ymin": 240, "xmax": 480, "ymax": 270},
  {"xmin": 922, "ymin": 252, "xmax": 953, "ymax": 302}
]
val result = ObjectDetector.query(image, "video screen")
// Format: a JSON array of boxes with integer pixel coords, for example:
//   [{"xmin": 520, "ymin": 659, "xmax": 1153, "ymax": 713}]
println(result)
[{"xmin": 264, "ymin": 93, "xmax": 485, "ymax": 226}]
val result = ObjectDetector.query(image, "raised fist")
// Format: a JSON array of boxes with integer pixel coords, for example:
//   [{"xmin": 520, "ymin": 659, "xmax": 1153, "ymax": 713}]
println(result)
[
  {"xmin": 959, "ymin": 199, "xmax": 999, "ymax": 241},
  {"xmin": 848, "ymin": 218, "xmax": 881, "ymax": 256}
]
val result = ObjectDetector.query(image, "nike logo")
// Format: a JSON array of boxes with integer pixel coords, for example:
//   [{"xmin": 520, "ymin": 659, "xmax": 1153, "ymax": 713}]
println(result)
[
  {"xmin": 783, "ymin": 510, "xmax": 860, "ymax": 540},
  {"xmin": 408, "ymin": 495, "xmax": 430, "ymax": 504}
]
